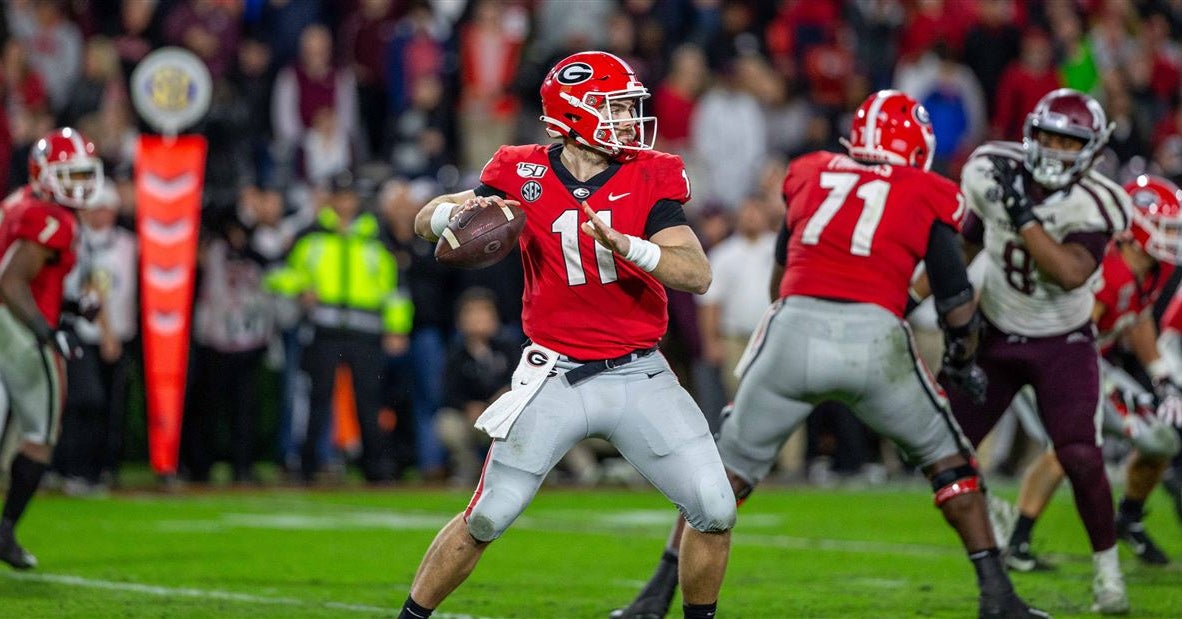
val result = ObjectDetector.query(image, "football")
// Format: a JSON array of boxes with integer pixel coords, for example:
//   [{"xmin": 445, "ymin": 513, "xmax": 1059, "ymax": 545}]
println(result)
[{"xmin": 434, "ymin": 202, "xmax": 526, "ymax": 269}]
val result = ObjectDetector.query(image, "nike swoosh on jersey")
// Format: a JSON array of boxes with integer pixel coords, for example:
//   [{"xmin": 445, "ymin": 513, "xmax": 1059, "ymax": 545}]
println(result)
[{"xmin": 607, "ymin": 192, "xmax": 631, "ymax": 201}]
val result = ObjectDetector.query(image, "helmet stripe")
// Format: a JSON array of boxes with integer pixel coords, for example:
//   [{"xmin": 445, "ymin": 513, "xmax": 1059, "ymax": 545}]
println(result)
[{"xmin": 863, "ymin": 90, "xmax": 899, "ymax": 152}]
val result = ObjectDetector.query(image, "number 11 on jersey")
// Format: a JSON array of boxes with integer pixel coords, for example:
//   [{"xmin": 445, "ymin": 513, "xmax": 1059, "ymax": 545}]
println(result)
[{"xmin": 801, "ymin": 172, "xmax": 890, "ymax": 256}]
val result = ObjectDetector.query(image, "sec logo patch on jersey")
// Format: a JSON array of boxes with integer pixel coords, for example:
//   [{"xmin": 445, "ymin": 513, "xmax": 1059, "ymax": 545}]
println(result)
[{"xmin": 522, "ymin": 181, "xmax": 543, "ymax": 202}]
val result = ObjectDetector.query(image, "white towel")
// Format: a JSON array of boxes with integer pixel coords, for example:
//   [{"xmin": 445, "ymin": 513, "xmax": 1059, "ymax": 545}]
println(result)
[{"xmin": 475, "ymin": 342, "xmax": 559, "ymax": 439}]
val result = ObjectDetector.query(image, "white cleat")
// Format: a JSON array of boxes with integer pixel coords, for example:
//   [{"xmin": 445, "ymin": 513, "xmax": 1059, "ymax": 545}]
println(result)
[{"xmin": 1090, "ymin": 571, "xmax": 1129, "ymax": 615}]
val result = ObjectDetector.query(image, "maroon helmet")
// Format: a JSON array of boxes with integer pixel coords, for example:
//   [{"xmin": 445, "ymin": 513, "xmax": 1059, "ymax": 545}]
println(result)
[{"xmin": 1022, "ymin": 88, "xmax": 1112, "ymax": 189}]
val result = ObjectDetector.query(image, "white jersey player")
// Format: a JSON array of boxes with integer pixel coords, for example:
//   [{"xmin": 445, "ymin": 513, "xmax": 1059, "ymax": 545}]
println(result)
[{"xmin": 963, "ymin": 142, "xmax": 1130, "ymax": 337}]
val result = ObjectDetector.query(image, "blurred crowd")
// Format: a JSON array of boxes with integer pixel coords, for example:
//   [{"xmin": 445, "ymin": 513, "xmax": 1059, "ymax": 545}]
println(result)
[{"xmin": 15, "ymin": 0, "xmax": 1182, "ymax": 491}]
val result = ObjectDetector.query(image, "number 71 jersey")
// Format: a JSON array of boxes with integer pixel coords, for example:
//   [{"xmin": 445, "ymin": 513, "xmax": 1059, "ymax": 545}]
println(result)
[
  {"xmin": 779, "ymin": 151, "xmax": 964, "ymax": 317},
  {"xmin": 962, "ymin": 142, "xmax": 1130, "ymax": 337},
  {"xmin": 479, "ymin": 144, "xmax": 692, "ymax": 359}
]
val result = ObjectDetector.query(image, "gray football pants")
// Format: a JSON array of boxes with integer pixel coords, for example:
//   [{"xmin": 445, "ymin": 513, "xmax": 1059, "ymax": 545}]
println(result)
[
  {"xmin": 464, "ymin": 351, "xmax": 736, "ymax": 541},
  {"xmin": 719, "ymin": 296, "xmax": 973, "ymax": 485}
]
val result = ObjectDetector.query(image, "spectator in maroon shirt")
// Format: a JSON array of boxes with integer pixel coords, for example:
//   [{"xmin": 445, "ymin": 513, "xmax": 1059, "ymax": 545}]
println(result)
[
  {"xmin": 272, "ymin": 24, "xmax": 358, "ymax": 166},
  {"xmin": 162, "ymin": 0, "xmax": 243, "ymax": 80},
  {"xmin": 338, "ymin": 0, "xmax": 400, "ymax": 157},
  {"xmin": 652, "ymin": 44, "xmax": 709, "ymax": 155},
  {"xmin": 992, "ymin": 28, "xmax": 1060, "ymax": 141}
]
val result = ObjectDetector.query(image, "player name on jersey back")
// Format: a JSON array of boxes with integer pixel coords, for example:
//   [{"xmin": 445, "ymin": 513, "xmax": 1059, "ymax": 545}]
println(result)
[{"xmin": 779, "ymin": 151, "xmax": 963, "ymax": 318}]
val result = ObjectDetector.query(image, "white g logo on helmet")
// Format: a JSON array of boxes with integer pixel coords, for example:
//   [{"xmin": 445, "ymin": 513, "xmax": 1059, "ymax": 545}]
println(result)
[{"xmin": 556, "ymin": 62, "xmax": 594, "ymax": 85}]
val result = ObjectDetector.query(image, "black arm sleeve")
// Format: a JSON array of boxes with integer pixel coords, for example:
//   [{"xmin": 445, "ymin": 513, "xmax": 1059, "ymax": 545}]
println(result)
[
  {"xmin": 925, "ymin": 221, "xmax": 974, "ymax": 316},
  {"xmin": 474, "ymin": 184, "xmax": 507, "ymax": 198},
  {"xmin": 774, "ymin": 220, "xmax": 790, "ymax": 266},
  {"xmin": 644, "ymin": 199, "xmax": 690, "ymax": 237}
]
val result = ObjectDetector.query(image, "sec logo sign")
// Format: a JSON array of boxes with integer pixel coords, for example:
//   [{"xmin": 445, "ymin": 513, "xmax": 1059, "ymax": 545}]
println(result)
[{"xmin": 131, "ymin": 47, "xmax": 212, "ymax": 136}]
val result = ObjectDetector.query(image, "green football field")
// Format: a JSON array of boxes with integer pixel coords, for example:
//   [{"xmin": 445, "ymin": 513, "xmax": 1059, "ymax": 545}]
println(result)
[{"xmin": 2, "ymin": 481, "xmax": 1181, "ymax": 618}]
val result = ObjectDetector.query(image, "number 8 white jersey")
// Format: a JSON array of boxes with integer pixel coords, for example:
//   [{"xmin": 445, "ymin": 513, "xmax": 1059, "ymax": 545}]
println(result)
[{"xmin": 962, "ymin": 142, "xmax": 1131, "ymax": 337}]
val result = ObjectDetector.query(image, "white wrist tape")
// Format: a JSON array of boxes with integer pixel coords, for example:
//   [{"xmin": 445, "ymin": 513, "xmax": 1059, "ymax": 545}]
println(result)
[
  {"xmin": 429, "ymin": 202, "xmax": 458, "ymax": 239},
  {"xmin": 624, "ymin": 235, "xmax": 661, "ymax": 272},
  {"xmin": 1148, "ymin": 358, "xmax": 1171, "ymax": 382}
]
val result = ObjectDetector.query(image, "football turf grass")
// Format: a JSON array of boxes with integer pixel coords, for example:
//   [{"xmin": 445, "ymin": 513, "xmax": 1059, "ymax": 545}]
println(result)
[{"xmin": 2, "ymin": 481, "xmax": 1181, "ymax": 617}]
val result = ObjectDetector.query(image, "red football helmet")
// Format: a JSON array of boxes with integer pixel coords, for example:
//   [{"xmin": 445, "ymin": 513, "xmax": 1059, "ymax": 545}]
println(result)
[
  {"xmin": 539, "ymin": 51, "xmax": 656, "ymax": 161},
  {"xmin": 1124, "ymin": 174, "xmax": 1182, "ymax": 264},
  {"xmin": 28, "ymin": 127, "xmax": 104, "ymax": 209},
  {"xmin": 841, "ymin": 90, "xmax": 935, "ymax": 171},
  {"xmin": 1023, "ymin": 88, "xmax": 1112, "ymax": 190}
]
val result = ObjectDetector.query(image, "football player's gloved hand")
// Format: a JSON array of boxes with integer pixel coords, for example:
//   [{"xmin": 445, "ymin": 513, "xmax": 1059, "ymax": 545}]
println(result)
[
  {"xmin": 939, "ymin": 312, "xmax": 987, "ymax": 405},
  {"xmin": 940, "ymin": 359, "xmax": 988, "ymax": 406},
  {"xmin": 51, "ymin": 328, "xmax": 84, "ymax": 360},
  {"xmin": 1153, "ymin": 378, "xmax": 1182, "ymax": 427},
  {"xmin": 37, "ymin": 325, "xmax": 84, "ymax": 360},
  {"xmin": 987, "ymin": 155, "xmax": 1039, "ymax": 230},
  {"xmin": 61, "ymin": 290, "xmax": 102, "ymax": 322}
]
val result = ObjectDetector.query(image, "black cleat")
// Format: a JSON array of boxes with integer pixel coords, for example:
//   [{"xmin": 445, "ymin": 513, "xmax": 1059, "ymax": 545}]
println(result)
[
  {"xmin": 608, "ymin": 595, "xmax": 673, "ymax": 619},
  {"xmin": 0, "ymin": 529, "xmax": 37, "ymax": 570},
  {"xmin": 1005, "ymin": 543, "xmax": 1055, "ymax": 572},
  {"xmin": 1115, "ymin": 513, "xmax": 1169, "ymax": 565},
  {"xmin": 979, "ymin": 592, "xmax": 1052, "ymax": 618}
]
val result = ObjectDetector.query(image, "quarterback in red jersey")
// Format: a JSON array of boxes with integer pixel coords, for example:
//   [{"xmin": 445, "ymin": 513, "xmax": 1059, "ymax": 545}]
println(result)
[
  {"xmin": 615, "ymin": 91, "xmax": 1046, "ymax": 619},
  {"xmin": 999, "ymin": 176, "xmax": 1182, "ymax": 571},
  {"xmin": 401, "ymin": 52, "xmax": 733, "ymax": 619},
  {"xmin": 0, "ymin": 127, "xmax": 102, "ymax": 569}
]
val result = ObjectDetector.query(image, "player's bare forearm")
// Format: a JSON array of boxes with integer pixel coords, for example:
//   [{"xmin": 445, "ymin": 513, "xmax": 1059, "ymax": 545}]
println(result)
[
  {"xmin": 0, "ymin": 241, "xmax": 53, "ymax": 340},
  {"xmin": 647, "ymin": 243, "xmax": 710, "ymax": 294},
  {"xmin": 648, "ymin": 227, "xmax": 712, "ymax": 294},
  {"xmin": 1018, "ymin": 225, "xmax": 1096, "ymax": 290},
  {"xmin": 414, "ymin": 190, "xmax": 477, "ymax": 241},
  {"xmin": 1128, "ymin": 312, "xmax": 1163, "ymax": 368}
]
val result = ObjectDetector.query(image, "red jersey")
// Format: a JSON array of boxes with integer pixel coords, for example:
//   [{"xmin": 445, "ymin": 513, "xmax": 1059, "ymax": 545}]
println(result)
[
  {"xmin": 1094, "ymin": 247, "xmax": 1173, "ymax": 354},
  {"xmin": 1162, "ymin": 284, "xmax": 1182, "ymax": 334},
  {"xmin": 480, "ymin": 144, "xmax": 691, "ymax": 359},
  {"xmin": 0, "ymin": 187, "xmax": 78, "ymax": 326},
  {"xmin": 779, "ymin": 151, "xmax": 964, "ymax": 316}
]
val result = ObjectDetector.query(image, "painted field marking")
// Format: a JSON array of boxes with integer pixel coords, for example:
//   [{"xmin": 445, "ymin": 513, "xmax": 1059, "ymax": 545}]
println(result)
[{"xmin": 2, "ymin": 572, "xmax": 500, "ymax": 619}]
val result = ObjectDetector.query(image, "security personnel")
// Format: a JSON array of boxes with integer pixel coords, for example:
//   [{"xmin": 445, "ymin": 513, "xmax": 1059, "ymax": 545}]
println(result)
[{"xmin": 267, "ymin": 171, "xmax": 413, "ymax": 482}]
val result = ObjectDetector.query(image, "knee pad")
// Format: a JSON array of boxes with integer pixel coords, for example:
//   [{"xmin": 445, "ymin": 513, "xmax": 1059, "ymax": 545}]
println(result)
[
  {"xmin": 464, "ymin": 485, "xmax": 529, "ymax": 543},
  {"xmin": 930, "ymin": 464, "xmax": 982, "ymax": 507},
  {"xmin": 683, "ymin": 471, "xmax": 737, "ymax": 533}
]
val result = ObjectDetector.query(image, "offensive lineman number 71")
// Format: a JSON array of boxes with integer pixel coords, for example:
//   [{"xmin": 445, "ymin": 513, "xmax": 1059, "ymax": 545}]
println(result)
[{"xmin": 801, "ymin": 172, "xmax": 889, "ymax": 256}]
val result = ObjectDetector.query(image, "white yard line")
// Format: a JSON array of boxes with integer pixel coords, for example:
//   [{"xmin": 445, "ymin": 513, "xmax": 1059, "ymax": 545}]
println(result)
[{"xmin": 2, "ymin": 572, "xmax": 500, "ymax": 619}]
